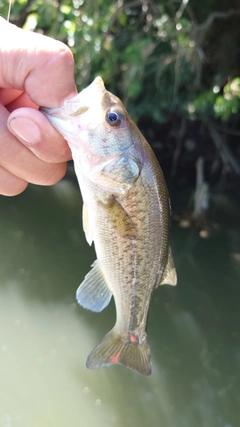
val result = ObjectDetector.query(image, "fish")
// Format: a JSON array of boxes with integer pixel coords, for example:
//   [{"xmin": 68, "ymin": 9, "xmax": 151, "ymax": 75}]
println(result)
[{"xmin": 42, "ymin": 77, "xmax": 177, "ymax": 376}]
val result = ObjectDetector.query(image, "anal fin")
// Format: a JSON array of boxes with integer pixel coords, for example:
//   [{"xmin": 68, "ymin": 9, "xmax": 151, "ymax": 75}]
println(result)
[
  {"xmin": 159, "ymin": 247, "xmax": 177, "ymax": 286},
  {"xmin": 76, "ymin": 261, "xmax": 112, "ymax": 312}
]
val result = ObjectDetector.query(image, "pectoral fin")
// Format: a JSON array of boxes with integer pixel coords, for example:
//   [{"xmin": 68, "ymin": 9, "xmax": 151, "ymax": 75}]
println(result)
[
  {"xmin": 76, "ymin": 261, "xmax": 112, "ymax": 312},
  {"xmin": 158, "ymin": 247, "xmax": 177, "ymax": 286},
  {"xmin": 100, "ymin": 197, "xmax": 137, "ymax": 238},
  {"xmin": 82, "ymin": 202, "xmax": 93, "ymax": 246}
]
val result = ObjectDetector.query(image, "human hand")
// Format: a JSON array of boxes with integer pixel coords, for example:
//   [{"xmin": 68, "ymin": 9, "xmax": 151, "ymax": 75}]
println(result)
[{"xmin": 0, "ymin": 17, "xmax": 78, "ymax": 196}]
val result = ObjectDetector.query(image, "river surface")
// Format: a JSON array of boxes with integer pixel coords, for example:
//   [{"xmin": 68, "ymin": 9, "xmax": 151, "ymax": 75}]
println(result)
[{"xmin": 0, "ymin": 168, "xmax": 240, "ymax": 427}]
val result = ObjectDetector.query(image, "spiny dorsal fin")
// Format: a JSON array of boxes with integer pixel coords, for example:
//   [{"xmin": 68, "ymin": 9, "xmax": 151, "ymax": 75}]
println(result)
[{"xmin": 76, "ymin": 261, "xmax": 112, "ymax": 312}]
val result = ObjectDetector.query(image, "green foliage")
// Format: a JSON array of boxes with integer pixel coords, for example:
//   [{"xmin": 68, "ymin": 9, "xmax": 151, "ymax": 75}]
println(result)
[
  {"xmin": 193, "ymin": 91, "xmax": 217, "ymax": 120},
  {"xmin": 214, "ymin": 78, "xmax": 240, "ymax": 121},
  {"xmin": 3, "ymin": 0, "xmax": 240, "ymax": 127},
  {"xmin": 193, "ymin": 78, "xmax": 240, "ymax": 122}
]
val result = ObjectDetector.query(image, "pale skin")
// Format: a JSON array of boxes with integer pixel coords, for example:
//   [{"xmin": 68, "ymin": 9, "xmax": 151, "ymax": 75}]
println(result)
[{"xmin": 0, "ymin": 17, "xmax": 78, "ymax": 196}]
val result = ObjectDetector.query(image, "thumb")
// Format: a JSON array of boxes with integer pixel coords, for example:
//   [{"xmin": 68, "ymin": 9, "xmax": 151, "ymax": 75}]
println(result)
[
  {"xmin": 0, "ymin": 17, "xmax": 77, "ymax": 107},
  {"xmin": 7, "ymin": 107, "xmax": 72, "ymax": 163}
]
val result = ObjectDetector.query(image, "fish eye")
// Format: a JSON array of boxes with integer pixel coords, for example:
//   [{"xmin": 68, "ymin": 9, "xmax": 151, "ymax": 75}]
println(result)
[{"xmin": 106, "ymin": 110, "xmax": 124, "ymax": 127}]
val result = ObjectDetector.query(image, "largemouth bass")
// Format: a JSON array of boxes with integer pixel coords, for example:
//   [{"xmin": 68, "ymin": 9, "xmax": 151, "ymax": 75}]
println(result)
[{"xmin": 43, "ymin": 77, "xmax": 177, "ymax": 376}]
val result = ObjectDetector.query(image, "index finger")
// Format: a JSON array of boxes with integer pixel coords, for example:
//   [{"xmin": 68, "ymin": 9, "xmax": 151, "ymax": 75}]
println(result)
[{"xmin": 0, "ymin": 17, "xmax": 77, "ymax": 108}]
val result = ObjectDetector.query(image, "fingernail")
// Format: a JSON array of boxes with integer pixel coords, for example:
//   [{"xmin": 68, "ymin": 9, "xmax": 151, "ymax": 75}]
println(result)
[{"xmin": 8, "ymin": 117, "xmax": 41, "ymax": 145}]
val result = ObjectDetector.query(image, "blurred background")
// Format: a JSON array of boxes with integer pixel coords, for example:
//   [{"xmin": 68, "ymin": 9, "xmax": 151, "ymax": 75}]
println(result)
[{"xmin": 0, "ymin": 1, "xmax": 240, "ymax": 426}]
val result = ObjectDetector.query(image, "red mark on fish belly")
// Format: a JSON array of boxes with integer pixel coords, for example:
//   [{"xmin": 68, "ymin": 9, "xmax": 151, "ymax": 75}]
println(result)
[
  {"xmin": 130, "ymin": 334, "xmax": 138, "ymax": 344},
  {"xmin": 110, "ymin": 352, "xmax": 121, "ymax": 364}
]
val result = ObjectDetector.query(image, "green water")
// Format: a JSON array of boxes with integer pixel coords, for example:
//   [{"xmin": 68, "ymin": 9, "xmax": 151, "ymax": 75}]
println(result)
[{"xmin": 0, "ymin": 169, "xmax": 240, "ymax": 427}]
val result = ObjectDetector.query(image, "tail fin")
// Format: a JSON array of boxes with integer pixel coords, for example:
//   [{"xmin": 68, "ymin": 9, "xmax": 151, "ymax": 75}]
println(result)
[{"xmin": 86, "ymin": 328, "xmax": 151, "ymax": 376}]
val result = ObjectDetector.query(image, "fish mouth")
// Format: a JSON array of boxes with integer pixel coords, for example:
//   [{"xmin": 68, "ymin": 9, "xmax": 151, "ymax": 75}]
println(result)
[
  {"xmin": 86, "ymin": 76, "xmax": 106, "ymax": 97},
  {"xmin": 41, "ymin": 76, "xmax": 107, "ymax": 137},
  {"xmin": 42, "ymin": 76, "xmax": 106, "ymax": 117}
]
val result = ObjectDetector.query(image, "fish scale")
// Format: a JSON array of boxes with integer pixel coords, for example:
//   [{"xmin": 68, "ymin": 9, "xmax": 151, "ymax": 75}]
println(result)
[{"xmin": 42, "ymin": 76, "xmax": 177, "ymax": 375}]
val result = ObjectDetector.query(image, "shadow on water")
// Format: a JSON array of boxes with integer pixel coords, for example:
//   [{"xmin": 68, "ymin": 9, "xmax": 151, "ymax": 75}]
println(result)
[{"xmin": 0, "ymin": 169, "xmax": 240, "ymax": 427}]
